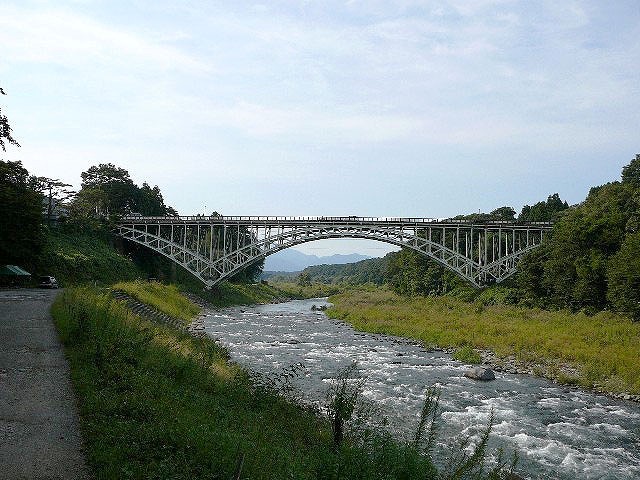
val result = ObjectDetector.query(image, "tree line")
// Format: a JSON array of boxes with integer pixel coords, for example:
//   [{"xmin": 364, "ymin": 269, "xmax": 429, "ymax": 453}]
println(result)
[{"xmin": 297, "ymin": 156, "xmax": 640, "ymax": 320}]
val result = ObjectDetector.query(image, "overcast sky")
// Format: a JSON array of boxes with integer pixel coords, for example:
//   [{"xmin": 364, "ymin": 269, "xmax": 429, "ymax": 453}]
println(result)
[{"xmin": 1, "ymin": 1, "xmax": 639, "ymax": 255}]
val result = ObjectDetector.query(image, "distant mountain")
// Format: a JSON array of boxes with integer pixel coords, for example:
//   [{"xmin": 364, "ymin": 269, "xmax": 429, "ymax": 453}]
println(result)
[{"xmin": 263, "ymin": 249, "xmax": 373, "ymax": 272}]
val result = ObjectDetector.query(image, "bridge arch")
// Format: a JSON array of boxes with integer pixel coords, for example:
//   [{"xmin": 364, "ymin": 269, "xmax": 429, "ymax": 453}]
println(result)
[{"xmin": 117, "ymin": 216, "xmax": 551, "ymax": 288}]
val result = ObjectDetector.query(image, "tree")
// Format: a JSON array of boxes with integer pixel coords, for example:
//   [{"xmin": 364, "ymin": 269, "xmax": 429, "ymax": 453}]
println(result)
[
  {"xmin": 516, "ymin": 160, "xmax": 640, "ymax": 313},
  {"xmin": 32, "ymin": 177, "xmax": 75, "ymax": 225},
  {"xmin": 74, "ymin": 164, "xmax": 178, "ymax": 218},
  {"xmin": 621, "ymin": 153, "xmax": 640, "ymax": 188},
  {"xmin": 518, "ymin": 194, "xmax": 569, "ymax": 222},
  {"xmin": 538, "ymin": 183, "xmax": 635, "ymax": 310},
  {"xmin": 454, "ymin": 206, "xmax": 516, "ymax": 222},
  {"xmin": 78, "ymin": 163, "xmax": 138, "ymax": 216},
  {"xmin": 386, "ymin": 248, "xmax": 461, "ymax": 296},
  {"xmin": 0, "ymin": 160, "xmax": 43, "ymax": 266},
  {"xmin": 297, "ymin": 271, "xmax": 311, "ymax": 286},
  {"xmin": 137, "ymin": 182, "xmax": 177, "ymax": 216},
  {"xmin": 0, "ymin": 88, "xmax": 20, "ymax": 151},
  {"xmin": 607, "ymin": 232, "xmax": 640, "ymax": 320},
  {"xmin": 490, "ymin": 206, "xmax": 516, "ymax": 221}
]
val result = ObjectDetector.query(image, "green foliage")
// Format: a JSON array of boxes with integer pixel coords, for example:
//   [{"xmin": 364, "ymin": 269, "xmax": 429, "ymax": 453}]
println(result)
[
  {"xmin": 0, "ymin": 160, "xmax": 43, "ymax": 266},
  {"xmin": 36, "ymin": 227, "xmax": 141, "ymax": 285},
  {"xmin": 0, "ymin": 87, "xmax": 20, "ymax": 151},
  {"xmin": 270, "ymin": 281, "xmax": 349, "ymax": 299},
  {"xmin": 298, "ymin": 271, "xmax": 312, "ymax": 286},
  {"xmin": 517, "ymin": 156, "xmax": 640, "ymax": 316},
  {"xmin": 473, "ymin": 286, "xmax": 520, "ymax": 306},
  {"xmin": 386, "ymin": 248, "xmax": 462, "ymax": 296},
  {"xmin": 323, "ymin": 366, "xmax": 515, "ymax": 480},
  {"xmin": 189, "ymin": 281, "xmax": 301, "ymax": 307},
  {"xmin": 71, "ymin": 163, "xmax": 177, "ymax": 219},
  {"xmin": 69, "ymin": 162, "xmax": 263, "ymax": 284},
  {"xmin": 300, "ymin": 257, "xmax": 390, "ymax": 285},
  {"xmin": 607, "ymin": 232, "xmax": 640, "ymax": 320},
  {"xmin": 518, "ymin": 193, "xmax": 569, "ymax": 222},
  {"xmin": 453, "ymin": 206, "xmax": 517, "ymax": 222},
  {"xmin": 453, "ymin": 346, "xmax": 482, "ymax": 364},
  {"xmin": 489, "ymin": 206, "xmax": 516, "ymax": 221},
  {"xmin": 327, "ymin": 364, "xmax": 365, "ymax": 447},
  {"xmin": 621, "ymin": 153, "xmax": 640, "ymax": 188},
  {"xmin": 52, "ymin": 288, "xmax": 328, "ymax": 479},
  {"xmin": 113, "ymin": 280, "xmax": 201, "ymax": 322}
]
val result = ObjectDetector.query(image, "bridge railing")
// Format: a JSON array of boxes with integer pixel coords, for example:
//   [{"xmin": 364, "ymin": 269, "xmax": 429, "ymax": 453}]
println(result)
[{"xmin": 119, "ymin": 215, "xmax": 553, "ymax": 228}]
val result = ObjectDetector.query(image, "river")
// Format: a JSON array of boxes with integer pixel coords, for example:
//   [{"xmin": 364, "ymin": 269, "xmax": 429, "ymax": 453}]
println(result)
[{"xmin": 201, "ymin": 298, "xmax": 640, "ymax": 479}]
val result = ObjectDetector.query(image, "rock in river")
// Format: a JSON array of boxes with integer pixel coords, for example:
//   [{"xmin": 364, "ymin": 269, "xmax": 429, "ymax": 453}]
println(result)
[{"xmin": 464, "ymin": 366, "xmax": 496, "ymax": 381}]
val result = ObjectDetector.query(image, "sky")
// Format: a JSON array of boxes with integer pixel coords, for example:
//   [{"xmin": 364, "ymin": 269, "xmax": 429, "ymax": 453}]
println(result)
[{"xmin": 1, "ymin": 0, "xmax": 639, "ymax": 256}]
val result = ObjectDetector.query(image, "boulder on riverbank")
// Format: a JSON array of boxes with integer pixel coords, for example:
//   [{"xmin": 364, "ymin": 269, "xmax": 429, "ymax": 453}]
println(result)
[{"xmin": 464, "ymin": 366, "xmax": 496, "ymax": 381}]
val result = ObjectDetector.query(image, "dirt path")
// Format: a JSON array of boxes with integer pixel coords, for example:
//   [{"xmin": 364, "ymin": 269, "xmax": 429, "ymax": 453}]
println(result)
[{"xmin": 0, "ymin": 289, "xmax": 90, "ymax": 479}]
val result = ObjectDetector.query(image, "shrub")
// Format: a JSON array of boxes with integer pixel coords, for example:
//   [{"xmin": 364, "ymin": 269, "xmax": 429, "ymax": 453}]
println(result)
[{"xmin": 453, "ymin": 346, "xmax": 482, "ymax": 364}]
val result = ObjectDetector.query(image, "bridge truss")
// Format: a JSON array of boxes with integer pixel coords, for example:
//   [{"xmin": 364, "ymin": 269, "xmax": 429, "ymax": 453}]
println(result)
[{"xmin": 116, "ymin": 216, "xmax": 552, "ymax": 288}]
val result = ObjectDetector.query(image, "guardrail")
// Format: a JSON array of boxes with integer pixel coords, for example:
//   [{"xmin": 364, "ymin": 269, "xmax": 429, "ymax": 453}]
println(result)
[{"xmin": 119, "ymin": 215, "xmax": 553, "ymax": 227}]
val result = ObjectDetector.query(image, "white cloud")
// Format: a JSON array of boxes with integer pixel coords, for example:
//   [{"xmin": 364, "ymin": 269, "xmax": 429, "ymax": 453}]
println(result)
[{"xmin": 0, "ymin": 6, "xmax": 209, "ymax": 72}]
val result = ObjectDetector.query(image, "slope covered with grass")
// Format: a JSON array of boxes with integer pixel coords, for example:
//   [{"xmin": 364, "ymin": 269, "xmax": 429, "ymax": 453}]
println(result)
[
  {"xmin": 113, "ymin": 280, "xmax": 201, "ymax": 322},
  {"xmin": 37, "ymin": 228, "xmax": 141, "ymax": 285}
]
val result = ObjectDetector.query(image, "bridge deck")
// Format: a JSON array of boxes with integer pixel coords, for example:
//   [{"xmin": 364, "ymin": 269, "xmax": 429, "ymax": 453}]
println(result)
[{"xmin": 120, "ymin": 215, "xmax": 553, "ymax": 229}]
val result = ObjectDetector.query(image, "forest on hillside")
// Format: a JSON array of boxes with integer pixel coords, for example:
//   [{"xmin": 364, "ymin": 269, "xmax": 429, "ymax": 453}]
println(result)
[
  {"xmin": 0, "ymin": 160, "xmax": 264, "ymax": 284},
  {"xmin": 298, "ymin": 155, "xmax": 640, "ymax": 320}
]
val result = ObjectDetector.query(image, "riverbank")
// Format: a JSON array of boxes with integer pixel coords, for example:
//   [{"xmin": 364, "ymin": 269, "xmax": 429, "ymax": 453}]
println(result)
[
  {"xmin": 326, "ymin": 289, "xmax": 640, "ymax": 400},
  {"xmin": 53, "ymin": 283, "xmax": 513, "ymax": 479}
]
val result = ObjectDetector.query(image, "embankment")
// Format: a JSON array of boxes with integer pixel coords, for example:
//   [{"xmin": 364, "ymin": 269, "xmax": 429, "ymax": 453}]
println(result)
[{"xmin": 327, "ymin": 289, "xmax": 640, "ymax": 399}]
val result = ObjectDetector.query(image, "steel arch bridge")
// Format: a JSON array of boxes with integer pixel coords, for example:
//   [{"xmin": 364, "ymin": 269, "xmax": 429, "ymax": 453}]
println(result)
[{"xmin": 116, "ymin": 215, "xmax": 552, "ymax": 288}]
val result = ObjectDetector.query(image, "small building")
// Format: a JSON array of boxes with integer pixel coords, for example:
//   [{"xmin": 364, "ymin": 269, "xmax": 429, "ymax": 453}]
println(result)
[{"xmin": 0, "ymin": 265, "xmax": 32, "ymax": 287}]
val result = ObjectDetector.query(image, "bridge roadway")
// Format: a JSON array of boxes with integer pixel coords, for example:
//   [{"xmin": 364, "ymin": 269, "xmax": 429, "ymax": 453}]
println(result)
[
  {"xmin": 117, "ymin": 215, "xmax": 553, "ymax": 288},
  {"xmin": 122, "ymin": 214, "xmax": 553, "ymax": 227}
]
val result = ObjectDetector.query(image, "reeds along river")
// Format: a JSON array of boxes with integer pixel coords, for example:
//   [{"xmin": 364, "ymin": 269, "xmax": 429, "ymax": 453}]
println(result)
[{"xmin": 202, "ymin": 298, "xmax": 640, "ymax": 480}]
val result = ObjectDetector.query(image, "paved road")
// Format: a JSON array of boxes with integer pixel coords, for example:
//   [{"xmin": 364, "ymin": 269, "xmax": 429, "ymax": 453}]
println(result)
[{"xmin": 0, "ymin": 289, "xmax": 90, "ymax": 479}]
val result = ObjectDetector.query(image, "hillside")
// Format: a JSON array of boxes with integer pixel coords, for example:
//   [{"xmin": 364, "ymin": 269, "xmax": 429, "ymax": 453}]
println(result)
[
  {"xmin": 297, "ymin": 256, "xmax": 390, "ymax": 285},
  {"xmin": 264, "ymin": 249, "xmax": 372, "ymax": 272},
  {"xmin": 36, "ymin": 227, "xmax": 142, "ymax": 286}
]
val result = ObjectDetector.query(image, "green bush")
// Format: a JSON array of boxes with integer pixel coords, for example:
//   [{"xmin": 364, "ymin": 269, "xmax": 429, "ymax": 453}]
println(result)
[{"xmin": 453, "ymin": 346, "xmax": 482, "ymax": 364}]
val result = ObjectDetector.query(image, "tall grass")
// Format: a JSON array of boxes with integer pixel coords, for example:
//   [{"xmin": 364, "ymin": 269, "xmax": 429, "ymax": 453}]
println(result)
[
  {"xmin": 113, "ymin": 280, "xmax": 201, "ymax": 322},
  {"xmin": 53, "ymin": 287, "xmax": 518, "ymax": 479},
  {"xmin": 327, "ymin": 289, "xmax": 640, "ymax": 395}
]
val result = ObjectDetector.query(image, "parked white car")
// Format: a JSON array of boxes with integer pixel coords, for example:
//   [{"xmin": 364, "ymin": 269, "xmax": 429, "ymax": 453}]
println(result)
[{"xmin": 38, "ymin": 276, "xmax": 59, "ymax": 289}]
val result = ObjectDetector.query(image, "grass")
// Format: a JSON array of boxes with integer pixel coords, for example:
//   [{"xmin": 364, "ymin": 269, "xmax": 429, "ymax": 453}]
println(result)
[
  {"xmin": 37, "ymin": 227, "xmax": 141, "ymax": 286},
  {"xmin": 52, "ymin": 287, "xmax": 331, "ymax": 479},
  {"xmin": 189, "ymin": 281, "xmax": 300, "ymax": 307},
  {"xmin": 52, "ymin": 286, "xmax": 517, "ymax": 479},
  {"xmin": 113, "ymin": 280, "xmax": 201, "ymax": 323},
  {"xmin": 452, "ymin": 346, "xmax": 482, "ymax": 365},
  {"xmin": 327, "ymin": 289, "xmax": 640, "ymax": 395}
]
